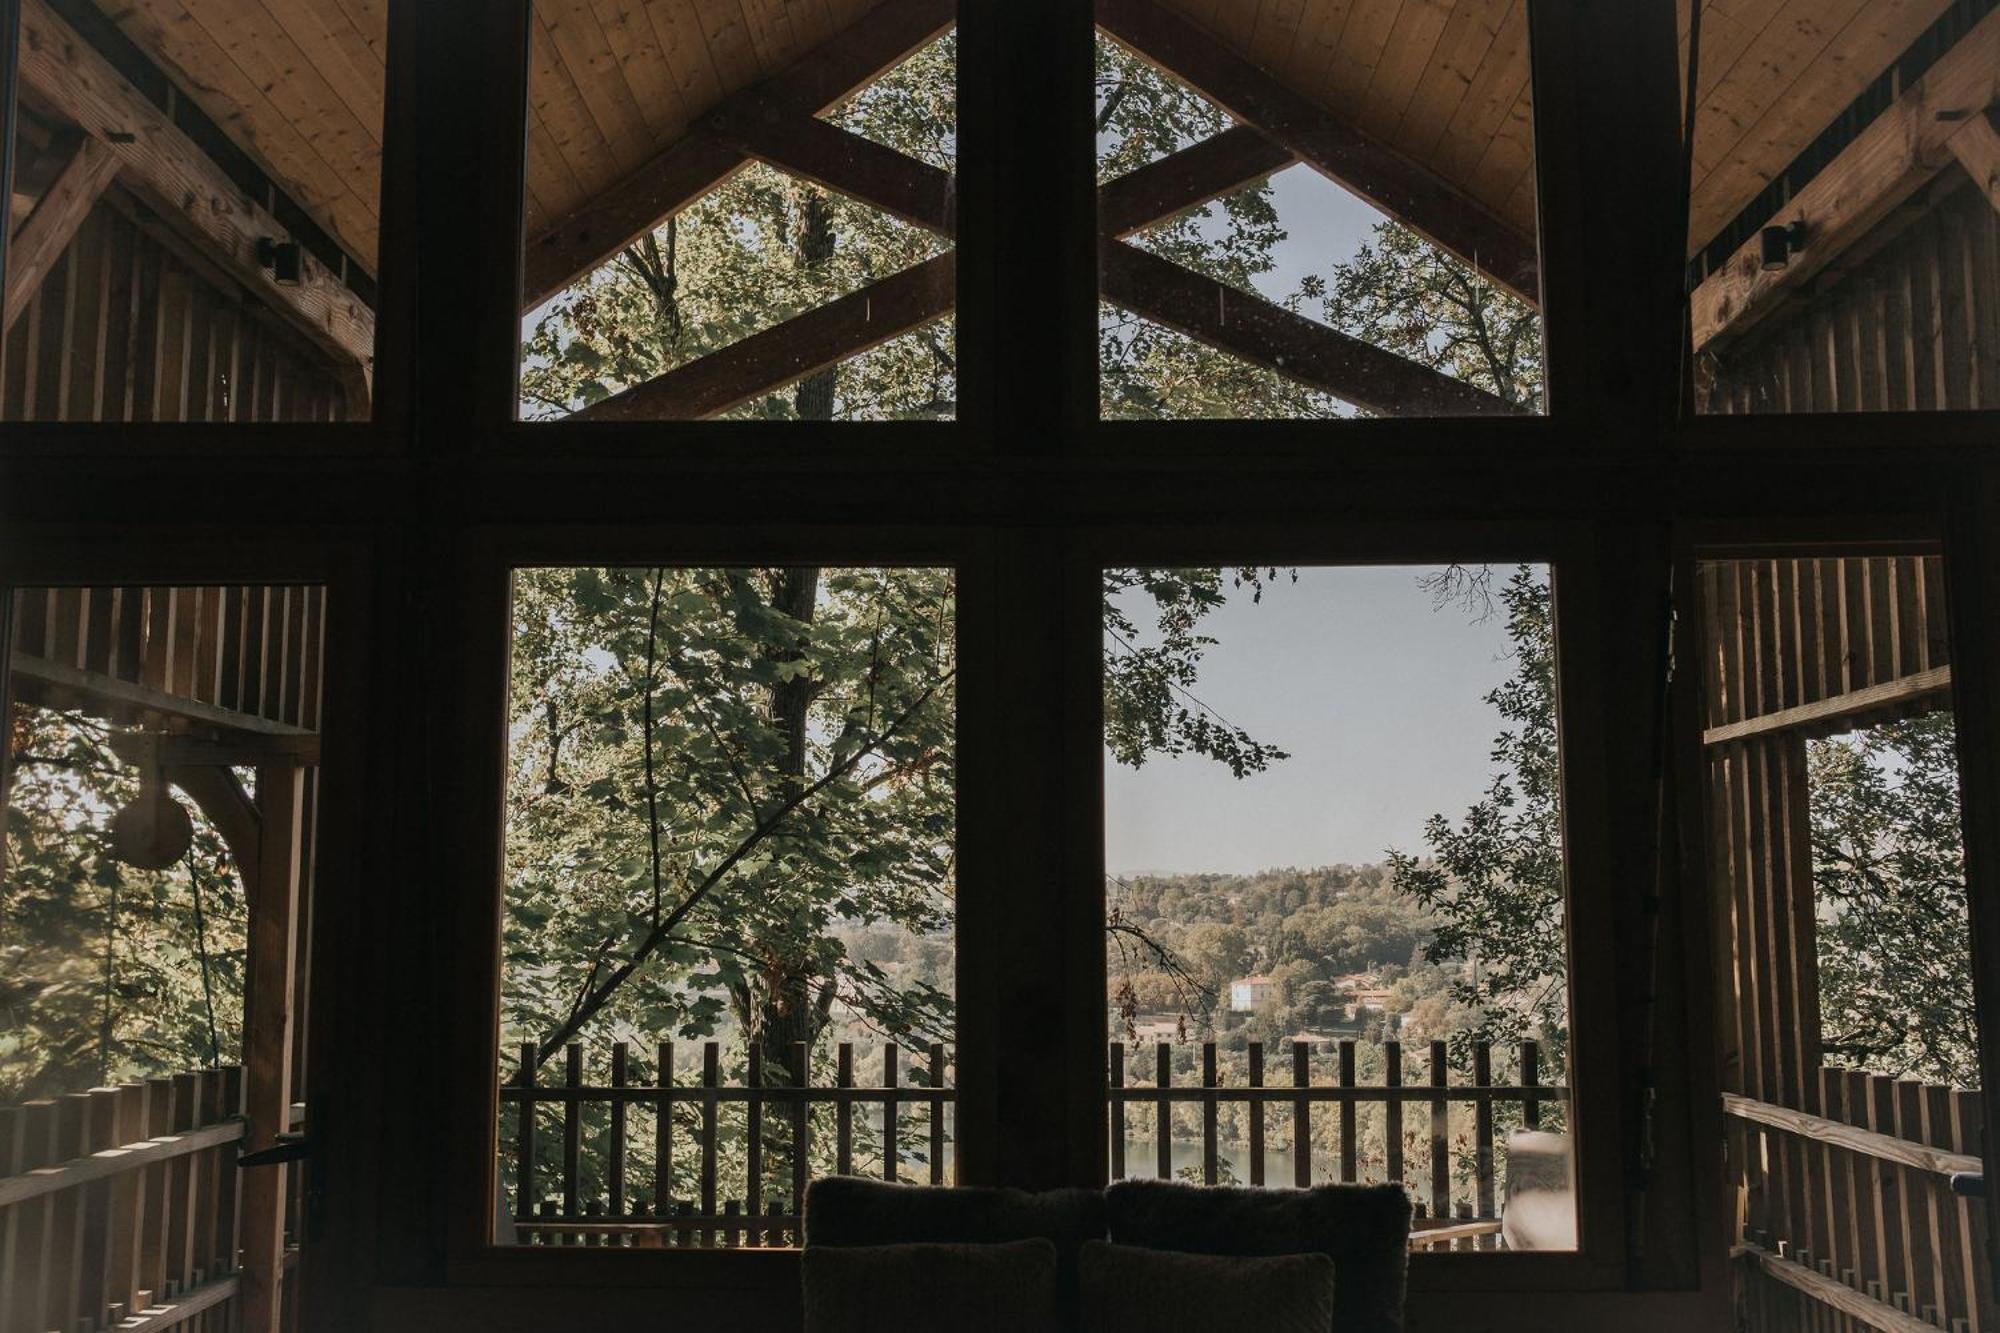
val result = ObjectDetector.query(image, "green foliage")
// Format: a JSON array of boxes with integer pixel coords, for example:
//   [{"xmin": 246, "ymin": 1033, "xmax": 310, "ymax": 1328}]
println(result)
[
  {"xmin": 519, "ymin": 37, "xmax": 959, "ymax": 422},
  {"xmin": 1387, "ymin": 567, "xmax": 1569, "ymax": 1067},
  {"xmin": 1809, "ymin": 713, "xmax": 1978, "ymax": 1087},
  {"xmin": 1, "ymin": 707, "xmax": 242, "ymax": 1103}
]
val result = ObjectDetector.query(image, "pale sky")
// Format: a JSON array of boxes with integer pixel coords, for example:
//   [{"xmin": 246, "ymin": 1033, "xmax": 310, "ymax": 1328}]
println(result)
[{"xmin": 1104, "ymin": 565, "xmax": 1535, "ymax": 877}]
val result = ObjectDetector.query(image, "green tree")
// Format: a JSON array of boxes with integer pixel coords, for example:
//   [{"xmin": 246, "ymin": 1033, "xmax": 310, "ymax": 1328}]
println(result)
[
  {"xmin": 1387, "ymin": 567, "xmax": 1569, "ymax": 1064},
  {"xmin": 2, "ymin": 707, "xmax": 243, "ymax": 1103},
  {"xmin": 1809, "ymin": 713, "xmax": 1978, "ymax": 1087}
]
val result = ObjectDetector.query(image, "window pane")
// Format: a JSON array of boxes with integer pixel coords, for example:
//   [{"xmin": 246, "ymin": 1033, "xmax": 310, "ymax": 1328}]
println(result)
[
  {"xmin": 1095, "ymin": 3, "xmax": 1544, "ymax": 420},
  {"xmin": 1104, "ymin": 564, "xmax": 1574, "ymax": 1252},
  {"xmin": 1696, "ymin": 553, "xmax": 1985, "ymax": 1324},
  {"xmin": 519, "ymin": 6, "xmax": 957, "ymax": 422},
  {"xmin": 1689, "ymin": 5, "xmax": 2000, "ymax": 414},
  {"xmin": 498, "ymin": 566, "xmax": 956, "ymax": 1247},
  {"xmin": 4, "ymin": 2, "xmax": 383, "ymax": 422}
]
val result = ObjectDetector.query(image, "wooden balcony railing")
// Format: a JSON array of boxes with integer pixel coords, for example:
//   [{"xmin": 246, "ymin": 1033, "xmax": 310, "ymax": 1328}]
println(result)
[
  {"xmin": 0, "ymin": 1067, "xmax": 307, "ymax": 1333},
  {"xmin": 500, "ymin": 1039, "xmax": 952, "ymax": 1248},
  {"xmin": 498, "ymin": 1037, "xmax": 1570, "ymax": 1253},
  {"xmin": 1725, "ymin": 1067, "xmax": 1995, "ymax": 1332},
  {"xmin": 1110, "ymin": 1038, "xmax": 1568, "ymax": 1251}
]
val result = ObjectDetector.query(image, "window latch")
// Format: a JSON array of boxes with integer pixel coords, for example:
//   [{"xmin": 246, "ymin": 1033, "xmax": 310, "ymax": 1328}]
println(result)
[{"xmin": 239, "ymin": 1133, "xmax": 311, "ymax": 1168}]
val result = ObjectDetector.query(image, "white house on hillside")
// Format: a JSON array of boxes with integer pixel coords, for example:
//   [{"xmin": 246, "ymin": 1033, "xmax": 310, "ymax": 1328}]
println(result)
[{"xmin": 1229, "ymin": 976, "xmax": 1276, "ymax": 1012}]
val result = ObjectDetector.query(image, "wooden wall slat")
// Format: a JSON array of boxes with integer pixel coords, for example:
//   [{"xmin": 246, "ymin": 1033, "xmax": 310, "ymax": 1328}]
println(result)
[
  {"xmin": 1709, "ymin": 180, "xmax": 2000, "ymax": 416},
  {"xmin": 0, "ymin": 189, "xmax": 353, "ymax": 423}
]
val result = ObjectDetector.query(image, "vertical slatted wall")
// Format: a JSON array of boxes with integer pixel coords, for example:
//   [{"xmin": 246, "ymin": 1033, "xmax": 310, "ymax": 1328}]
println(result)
[
  {"xmin": 1700, "ymin": 556, "xmax": 1996, "ymax": 1329},
  {"xmin": 1, "ymin": 195, "xmax": 353, "ymax": 423},
  {"xmin": 1703, "ymin": 179, "xmax": 2000, "ymax": 414},
  {"xmin": 9, "ymin": 585, "xmax": 327, "ymax": 734}
]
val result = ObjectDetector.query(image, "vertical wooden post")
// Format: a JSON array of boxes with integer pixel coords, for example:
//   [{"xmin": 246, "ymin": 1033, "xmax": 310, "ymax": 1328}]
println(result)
[
  {"xmin": 1294, "ymin": 1042, "xmax": 1312, "ymax": 1189},
  {"xmin": 1200, "ymin": 1043, "xmax": 1218, "ymax": 1186},
  {"xmin": 1246, "ymin": 1042, "xmax": 1264, "ymax": 1188},
  {"xmin": 240, "ymin": 761, "xmax": 305, "ymax": 1333},
  {"xmin": 1107, "ymin": 1043, "xmax": 1125, "ymax": 1182}
]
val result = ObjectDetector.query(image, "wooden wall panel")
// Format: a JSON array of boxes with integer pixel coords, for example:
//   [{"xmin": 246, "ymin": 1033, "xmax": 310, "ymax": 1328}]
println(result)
[
  {"xmin": 1, "ymin": 195, "xmax": 350, "ymax": 424},
  {"xmin": 8, "ymin": 585, "xmax": 327, "ymax": 734},
  {"xmin": 1706, "ymin": 178, "xmax": 2000, "ymax": 416}
]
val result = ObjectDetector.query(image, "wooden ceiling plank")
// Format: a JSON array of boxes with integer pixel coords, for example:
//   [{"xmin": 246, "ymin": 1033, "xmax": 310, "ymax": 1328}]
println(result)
[
  {"xmin": 1246, "ymin": 0, "xmax": 1309, "ymax": 74},
  {"xmin": 321, "ymin": 0, "xmax": 388, "ymax": 64},
  {"xmin": 1692, "ymin": 0, "xmax": 1951, "ymax": 253},
  {"xmin": 1463, "ymin": 71, "xmax": 1533, "ymax": 212},
  {"xmin": 3, "ymin": 134, "xmax": 124, "ymax": 332},
  {"xmin": 573, "ymin": 250, "xmax": 955, "ymax": 419},
  {"xmin": 1323, "ymin": 0, "xmax": 1403, "ymax": 113},
  {"xmin": 1099, "ymin": 235, "xmax": 1522, "ymax": 416},
  {"xmin": 736, "ymin": 0, "xmax": 805, "ymax": 74},
  {"xmin": 1293, "ymin": 0, "xmax": 1358, "ymax": 95},
  {"xmin": 1388, "ymin": 0, "xmax": 1508, "ymax": 163},
  {"xmin": 1098, "ymin": 0, "xmax": 1538, "ymax": 301},
  {"xmin": 170, "ymin": 0, "xmax": 384, "ymax": 199},
  {"xmin": 690, "ymin": 0, "xmax": 762, "ymax": 116},
  {"xmin": 639, "ymin": 0, "xmax": 727, "ymax": 119},
  {"xmin": 91, "ymin": 0, "xmax": 379, "ymax": 267},
  {"xmin": 537, "ymin": 0, "xmax": 659, "ymax": 175},
  {"xmin": 1098, "ymin": 124, "xmax": 1298, "ymax": 238},
  {"xmin": 1358, "ymin": 0, "xmax": 1452, "ymax": 144},
  {"xmin": 524, "ymin": 0, "xmax": 955, "ymax": 308},
  {"xmin": 1690, "ymin": 5, "xmax": 2000, "ymax": 351},
  {"xmin": 1429, "ymin": 0, "xmax": 1529, "ymax": 185},
  {"xmin": 585, "ymin": 0, "xmax": 691, "ymax": 145},
  {"xmin": 1688, "ymin": 0, "xmax": 1868, "ymax": 190},
  {"xmin": 249, "ymin": 0, "xmax": 387, "ymax": 132},
  {"xmin": 15, "ymin": 0, "xmax": 374, "ymax": 387},
  {"xmin": 526, "ymin": 13, "xmax": 626, "ymax": 219}
]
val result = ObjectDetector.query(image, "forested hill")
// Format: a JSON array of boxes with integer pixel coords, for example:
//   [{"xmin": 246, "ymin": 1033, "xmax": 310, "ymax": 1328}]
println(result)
[{"xmin": 1107, "ymin": 865, "xmax": 1442, "ymax": 1037}]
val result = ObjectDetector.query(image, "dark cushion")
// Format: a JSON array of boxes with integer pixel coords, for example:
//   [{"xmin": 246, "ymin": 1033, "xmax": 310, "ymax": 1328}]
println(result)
[
  {"xmin": 801, "ymin": 1239, "xmax": 1060, "ymax": 1333},
  {"xmin": 1104, "ymin": 1179, "xmax": 1411, "ymax": 1332},
  {"xmin": 1079, "ymin": 1239, "xmax": 1335, "ymax": 1333},
  {"xmin": 804, "ymin": 1177, "xmax": 1104, "ymax": 1297}
]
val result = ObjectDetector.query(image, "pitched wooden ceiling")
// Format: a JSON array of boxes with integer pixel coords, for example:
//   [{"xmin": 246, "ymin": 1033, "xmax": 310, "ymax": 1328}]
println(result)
[{"xmin": 79, "ymin": 0, "xmax": 1955, "ymax": 288}]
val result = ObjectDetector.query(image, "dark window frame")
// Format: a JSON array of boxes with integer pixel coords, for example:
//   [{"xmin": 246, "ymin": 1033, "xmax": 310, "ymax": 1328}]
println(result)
[{"xmin": 7, "ymin": 0, "xmax": 2000, "ymax": 1325}]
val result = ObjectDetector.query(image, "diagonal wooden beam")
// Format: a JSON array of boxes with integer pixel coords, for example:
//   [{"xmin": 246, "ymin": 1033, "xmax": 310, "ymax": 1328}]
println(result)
[
  {"xmin": 572, "ymin": 253, "xmax": 956, "ymax": 421},
  {"xmin": 3, "ymin": 132, "xmax": 123, "ymax": 332},
  {"xmin": 1948, "ymin": 108, "xmax": 2000, "ymax": 217},
  {"xmin": 523, "ymin": 0, "xmax": 955, "ymax": 309},
  {"xmin": 1692, "ymin": 6, "xmax": 2000, "ymax": 351},
  {"xmin": 16, "ymin": 0, "xmax": 374, "ymax": 405},
  {"xmin": 706, "ymin": 88, "xmax": 955, "ymax": 235},
  {"xmin": 1099, "ymin": 125, "xmax": 1296, "ymax": 239},
  {"xmin": 1100, "ymin": 237, "xmax": 1524, "ymax": 417},
  {"xmin": 1096, "ymin": 0, "xmax": 1539, "ymax": 307}
]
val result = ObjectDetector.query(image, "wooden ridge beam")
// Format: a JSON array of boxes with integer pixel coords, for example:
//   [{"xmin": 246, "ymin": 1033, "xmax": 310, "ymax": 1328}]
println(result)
[
  {"xmin": 523, "ymin": 0, "xmax": 956, "ymax": 309},
  {"xmin": 1099, "ymin": 125, "xmax": 1296, "ymax": 239},
  {"xmin": 572, "ymin": 253, "xmax": 956, "ymax": 421},
  {"xmin": 2, "ymin": 132, "xmax": 122, "ymax": 332},
  {"xmin": 1099, "ymin": 238, "xmax": 1523, "ymax": 418},
  {"xmin": 1096, "ymin": 0, "xmax": 1539, "ymax": 306},
  {"xmin": 15, "ymin": 0, "xmax": 374, "ymax": 403},
  {"xmin": 1692, "ymin": 7, "xmax": 2000, "ymax": 352},
  {"xmin": 706, "ymin": 89, "xmax": 955, "ymax": 235}
]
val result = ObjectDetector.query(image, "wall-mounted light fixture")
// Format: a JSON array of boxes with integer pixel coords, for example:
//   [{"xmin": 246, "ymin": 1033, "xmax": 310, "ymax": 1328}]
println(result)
[
  {"xmin": 256, "ymin": 237, "xmax": 305, "ymax": 286},
  {"xmin": 1758, "ymin": 220, "xmax": 1809, "ymax": 272}
]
